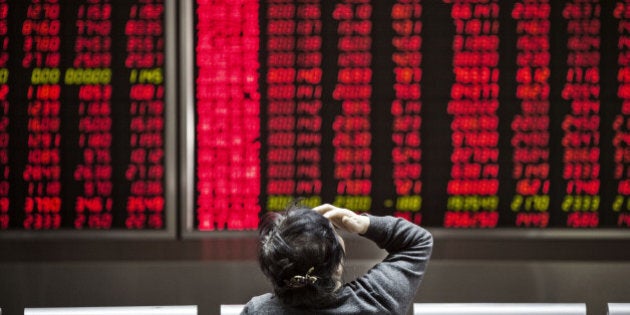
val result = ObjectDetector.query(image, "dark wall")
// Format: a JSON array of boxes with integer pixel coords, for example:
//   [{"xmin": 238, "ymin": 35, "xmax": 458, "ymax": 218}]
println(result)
[{"xmin": 1, "ymin": 234, "xmax": 630, "ymax": 315}]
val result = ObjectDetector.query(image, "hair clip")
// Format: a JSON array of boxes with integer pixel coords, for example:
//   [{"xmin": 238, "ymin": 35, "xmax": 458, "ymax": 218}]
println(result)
[{"xmin": 285, "ymin": 267, "xmax": 319, "ymax": 288}]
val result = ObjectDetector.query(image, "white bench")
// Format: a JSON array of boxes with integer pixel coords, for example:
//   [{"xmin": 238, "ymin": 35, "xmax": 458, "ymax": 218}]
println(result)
[
  {"xmin": 608, "ymin": 303, "xmax": 630, "ymax": 315},
  {"xmin": 222, "ymin": 303, "xmax": 587, "ymax": 314},
  {"xmin": 24, "ymin": 306, "xmax": 197, "ymax": 315},
  {"xmin": 413, "ymin": 303, "xmax": 586, "ymax": 315},
  {"xmin": 220, "ymin": 305, "xmax": 243, "ymax": 315}
]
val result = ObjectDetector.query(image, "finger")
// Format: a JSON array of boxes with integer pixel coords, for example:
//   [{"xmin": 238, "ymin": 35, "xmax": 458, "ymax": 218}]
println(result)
[
  {"xmin": 325, "ymin": 209, "xmax": 358, "ymax": 231},
  {"xmin": 321, "ymin": 208, "xmax": 346, "ymax": 220},
  {"xmin": 312, "ymin": 204, "xmax": 335, "ymax": 214},
  {"xmin": 321, "ymin": 209, "xmax": 342, "ymax": 225}
]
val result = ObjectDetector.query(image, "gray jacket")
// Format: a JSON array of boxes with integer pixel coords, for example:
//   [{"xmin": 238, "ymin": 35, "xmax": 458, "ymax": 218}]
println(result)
[{"xmin": 241, "ymin": 215, "xmax": 433, "ymax": 314}]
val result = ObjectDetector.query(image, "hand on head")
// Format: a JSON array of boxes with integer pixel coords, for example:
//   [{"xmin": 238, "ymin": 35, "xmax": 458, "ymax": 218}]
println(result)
[{"xmin": 313, "ymin": 204, "xmax": 370, "ymax": 235}]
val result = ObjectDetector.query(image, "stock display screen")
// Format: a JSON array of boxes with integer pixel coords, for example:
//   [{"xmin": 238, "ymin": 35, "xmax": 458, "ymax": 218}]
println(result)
[
  {"xmin": 0, "ymin": 0, "xmax": 169, "ymax": 233},
  {"xmin": 192, "ymin": 0, "xmax": 630, "ymax": 231}
]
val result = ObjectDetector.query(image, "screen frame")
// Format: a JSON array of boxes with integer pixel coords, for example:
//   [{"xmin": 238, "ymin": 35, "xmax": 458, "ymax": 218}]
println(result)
[
  {"xmin": 179, "ymin": 0, "xmax": 630, "ymax": 239},
  {"xmin": 0, "ymin": 0, "xmax": 178, "ymax": 240},
  {"xmin": 180, "ymin": 0, "xmax": 196, "ymax": 238}
]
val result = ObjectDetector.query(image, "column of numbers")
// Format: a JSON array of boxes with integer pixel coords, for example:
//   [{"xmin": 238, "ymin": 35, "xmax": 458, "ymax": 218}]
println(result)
[
  {"xmin": 294, "ymin": 0, "xmax": 323, "ymax": 208},
  {"xmin": 391, "ymin": 0, "xmax": 422, "ymax": 224},
  {"xmin": 561, "ymin": 0, "xmax": 601, "ymax": 227},
  {"xmin": 125, "ymin": 1, "xmax": 165, "ymax": 229},
  {"xmin": 265, "ymin": 0, "xmax": 297, "ymax": 211},
  {"xmin": 510, "ymin": 0, "xmax": 551, "ymax": 227},
  {"xmin": 72, "ymin": 0, "xmax": 113, "ymax": 229},
  {"xmin": 22, "ymin": 0, "xmax": 62, "ymax": 230},
  {"xmin": 195, "ymin": 0, "xmax": 260, "ymax": 230},
  {"xmin": 332, "ymin": 0, "xmax": 373, "ymax": 212},
  {"xmin": 444, "ymin": 0, "xmax": 500, "ymax": 228},
  {"xmin": 0, "ymin": 0, "xmax": 7, "ymax": 229},
  {"xmin": 614, "ymin": 0, "xmax": 630, "ymax": 227}
]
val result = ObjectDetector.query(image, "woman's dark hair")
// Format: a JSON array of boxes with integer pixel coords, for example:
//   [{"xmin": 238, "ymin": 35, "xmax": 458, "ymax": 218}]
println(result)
[{"xmin": 258, "ymin": 203, "xmax": 345, "ymax": 308}]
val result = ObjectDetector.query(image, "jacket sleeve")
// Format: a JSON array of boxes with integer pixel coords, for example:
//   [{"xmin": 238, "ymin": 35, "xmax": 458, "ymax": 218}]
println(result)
[
  {"xmin": 347, "ymin": 215, "xmax": 433, "ymax": 315},
  {"xmin": 239, "ymin": 301, "xmax": 252, "ymax": 315}
]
